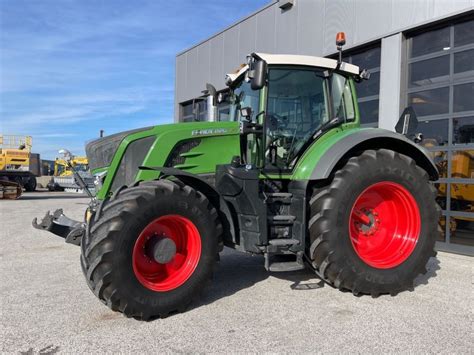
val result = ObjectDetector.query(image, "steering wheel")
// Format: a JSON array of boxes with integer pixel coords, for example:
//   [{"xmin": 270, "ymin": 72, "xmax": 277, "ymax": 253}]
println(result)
[{"xmin": 267, "ymin": 113, "xmax": 288, "ymax": 130}]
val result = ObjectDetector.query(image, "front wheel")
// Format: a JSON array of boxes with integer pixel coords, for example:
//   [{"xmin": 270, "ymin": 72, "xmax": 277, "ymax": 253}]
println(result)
[
  {"xmin": 308, "ymin": 149, "xmax": 440, "ymax": 296},
  {"xmin": 80, "ymin": 180, "xmax": 222, "ymax": 320}
]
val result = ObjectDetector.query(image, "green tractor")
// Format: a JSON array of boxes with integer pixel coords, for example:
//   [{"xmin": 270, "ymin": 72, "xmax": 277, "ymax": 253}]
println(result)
[{"xmin": 33, "ymin": 37, "xmax": 440, "ymax": 320}]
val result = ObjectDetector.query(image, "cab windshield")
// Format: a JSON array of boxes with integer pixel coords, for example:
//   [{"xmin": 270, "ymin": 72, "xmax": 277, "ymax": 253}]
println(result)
[{"xmin": 265, "ymin": 68, "xmax": 355, "ymax": 170}]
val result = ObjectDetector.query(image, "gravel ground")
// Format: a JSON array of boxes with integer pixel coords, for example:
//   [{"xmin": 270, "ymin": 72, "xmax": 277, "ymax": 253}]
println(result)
[{"xmin": 1, "ymin": 191, "xmax": 473, "ymax": 353}]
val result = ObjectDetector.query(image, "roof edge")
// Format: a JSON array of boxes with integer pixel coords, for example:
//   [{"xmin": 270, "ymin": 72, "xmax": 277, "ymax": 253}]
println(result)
[{"xmin": 176, "ymin": 1, "xmax": 278, "ymax": 57}]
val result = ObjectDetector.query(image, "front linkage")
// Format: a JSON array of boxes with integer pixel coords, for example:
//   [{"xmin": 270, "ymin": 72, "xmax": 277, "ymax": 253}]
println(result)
[
  {"xmin": 32, "ymin": 209, "xmax": 86, "ymax": 246},
  {"xmin": 33, "ymin": 149, "xmax": 96, "ymax": 246}
]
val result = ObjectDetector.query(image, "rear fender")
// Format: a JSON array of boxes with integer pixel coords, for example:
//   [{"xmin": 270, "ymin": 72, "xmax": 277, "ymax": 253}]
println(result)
[{"xmin": 308, "ymin": 129, "xmax": 439, "ymax": 181}]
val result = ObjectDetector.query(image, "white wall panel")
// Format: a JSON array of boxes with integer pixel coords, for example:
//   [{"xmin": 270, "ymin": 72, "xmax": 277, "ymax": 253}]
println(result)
[
  {"xmin": 256, "ymin": 5, "xmax": 277, "ymax": 53},
  {"xmin": 185, "ymin": 48, "xmax": 200, "ymax": 100},
  {"xmin": 296, "ymin": 0, "xmax": 325, "ymax": 56},
  {"xmin": 275, "ymin": 2, "xmax": 298, "ymax": 53},
  {"xmin": 175, "ymin": 53, "xmax": 187, "ymax": 121},
  {"xmin": 209, "ymin": 34, "xmax": 225, "ymax": 89},
  {"xmin": 355, "ymin": 0, "xmax": 392, "ymax": 44},
  {"xmin": 197, "ymin": 41, "xmax": 211, "ymax": 92},
  {"xmin": 222, "ymin": 25, "xmax": 241, "ymax": 79},
  {"xmin": 238, "ymin": 15, "xmax": 257, "ymax": 59},
  {"xmin": 430, "ymin": 0, "xmax": 472, "ymax": 18},
  {"xmin": 390, "ymin": 0, "xmax": 430, "ymax": 30}
]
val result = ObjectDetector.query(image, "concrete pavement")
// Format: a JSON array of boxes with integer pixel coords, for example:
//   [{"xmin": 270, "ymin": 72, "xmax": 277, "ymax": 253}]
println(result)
[{"xmin": 1, "ymin": 191, "xmax": 472, "ymax": 353}]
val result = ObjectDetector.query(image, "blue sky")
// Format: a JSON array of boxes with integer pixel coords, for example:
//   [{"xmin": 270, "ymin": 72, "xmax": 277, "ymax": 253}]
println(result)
[{"xmin": 0, "ymin": 0, "xmax": 269, "ymax": 159}]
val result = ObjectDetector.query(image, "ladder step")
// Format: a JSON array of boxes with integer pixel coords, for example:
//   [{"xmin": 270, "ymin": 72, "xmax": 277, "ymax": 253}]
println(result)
[
  {"xmin": 267, "ymin": 192, "xmax": 292, "ymax": 197},
  {"xmin": 269, "ymin": 238, "xmax": 299, "ymax": 246},
  {"xmin": 267, "ymin": 215, "xmax": 296, "ymax": 225},
  {"xmin": 266, "ymin": 192, "xmax": 292, "ymax": 203},
  {"xmin": 268, "ymin": 261, "xmax": 305, "ymax": 272}
]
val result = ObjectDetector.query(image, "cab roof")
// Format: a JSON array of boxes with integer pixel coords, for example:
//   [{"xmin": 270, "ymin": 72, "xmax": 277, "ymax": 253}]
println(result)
[{"xmin": 225, "ymin": 52, "xmax": 360, "ymax": 85}]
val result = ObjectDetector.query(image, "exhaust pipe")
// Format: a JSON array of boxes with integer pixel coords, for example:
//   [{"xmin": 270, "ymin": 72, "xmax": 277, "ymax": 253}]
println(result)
[{"xmin": 204, "ymin": 83, "xmax": 218, "ymax": 122}]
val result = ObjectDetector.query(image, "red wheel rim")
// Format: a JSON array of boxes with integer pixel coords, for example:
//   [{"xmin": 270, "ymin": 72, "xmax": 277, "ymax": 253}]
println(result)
[
  {"xmin": 349, "ymin": 182, "xmax": 421, "ymax": 269},
  {"xmin": 132, "ymin": 215, "xmax": 201, "ymax": 292}
]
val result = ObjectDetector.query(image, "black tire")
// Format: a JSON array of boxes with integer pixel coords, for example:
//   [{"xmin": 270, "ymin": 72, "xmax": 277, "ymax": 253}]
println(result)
[
  {"xmin": 24, "ymin": 176, "xmax": 37, "ymax": 192},
  {"xmin": 308, "ymin": 149, "xmax": 440, "ymax": 296},
  {"xmin": 13, "ymin": 176, "xmax": 23, "ymax": 188},
  {"xmin": 80, "ymin": 179, "xmax": 223, "ymax": 320}
]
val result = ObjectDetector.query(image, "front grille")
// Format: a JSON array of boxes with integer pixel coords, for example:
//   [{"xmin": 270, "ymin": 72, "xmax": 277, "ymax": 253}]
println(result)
[{"xmin": 85, "ymin": 127, "xmax": 152, "ymax": 170}]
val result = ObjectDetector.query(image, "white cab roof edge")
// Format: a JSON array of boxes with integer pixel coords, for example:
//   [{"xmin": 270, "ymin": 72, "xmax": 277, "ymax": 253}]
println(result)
[
  {"xmin": 225, "ymin": 53, "xmax": 360, "ymax": 86},
  {"xmin": 225, "ymin": 64, "xmax": 249, "ymax": 84}
]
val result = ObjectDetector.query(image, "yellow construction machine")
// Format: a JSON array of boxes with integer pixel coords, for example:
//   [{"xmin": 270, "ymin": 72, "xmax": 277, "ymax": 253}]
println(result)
[
  {"xmin": 48, "ymin": 155, "xmax": 92, "ymax": 192},
  {"xmin": 0, "ymin": 135, "xmax": 39, "ymax": 199},
  {"xmin": 53, "ymin": 156, "xmax": 89, "ymax": 177},
  {"xmin": 438, "ymin": 150, "xmax": 474, "ymax": 231},
  {"xmin": 422, "ymin": 137, "xmax": 473, "ymax": 232}
]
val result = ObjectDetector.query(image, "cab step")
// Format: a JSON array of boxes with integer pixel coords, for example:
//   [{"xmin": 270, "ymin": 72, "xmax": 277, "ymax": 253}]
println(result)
[
  {"xmin": 269, "ymin": 238, "xmax": 299, "ymax": 246},
  {"xmin": 265, "ymin": 192, "xmax": 292, "ymax": 203},
  {"xmin": 268, "ymin": 261, "xmax": 305, "ymax": 272},
  {"xmin": 264, "ymin": 251, "xmax": 305, "ymax": 272},
  {"xmin": 267, "ymin": 215, "xmax": 296, "ymax": 225}
]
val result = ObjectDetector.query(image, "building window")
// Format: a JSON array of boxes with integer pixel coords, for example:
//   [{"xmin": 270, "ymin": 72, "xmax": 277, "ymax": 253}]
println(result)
[
  {"xmin": 341, "ymin": 45, "xmax": 381, "ymax": 126},
  {"xmin": 406, "ymin": 18, "xmax": 474, "ymax": 252}
]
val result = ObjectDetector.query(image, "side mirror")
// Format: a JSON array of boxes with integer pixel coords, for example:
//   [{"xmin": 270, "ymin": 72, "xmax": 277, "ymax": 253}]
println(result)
[
  {"xmin": 58, "ymin": 149, "xmax": 72, "ymax": 162},
  {"xmin": 249, "ymin": 59, "xmax": 267, "ymax": 90},
  {"xmin": 240, "ymin": 106, "xmax": 252, "ymax": 120},
  {"xmin": 395, "ymin": 106, "xmax": 418, "ymax": 136}
]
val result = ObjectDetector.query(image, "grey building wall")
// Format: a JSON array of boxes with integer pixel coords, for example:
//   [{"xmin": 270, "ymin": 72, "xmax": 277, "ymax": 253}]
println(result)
[{"xmin": 175, "ymin": 0, "xmax": 474, "ymax": 123}]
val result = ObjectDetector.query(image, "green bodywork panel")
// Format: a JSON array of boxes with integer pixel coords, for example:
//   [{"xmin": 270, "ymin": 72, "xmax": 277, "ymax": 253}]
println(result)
[
  {"xmin": 291, "ymin": 125, "xmax": 362, "ymax": 180},
  {"xmin": 95, "ymin": 121, "xmax": 240, "ymax": 199}
]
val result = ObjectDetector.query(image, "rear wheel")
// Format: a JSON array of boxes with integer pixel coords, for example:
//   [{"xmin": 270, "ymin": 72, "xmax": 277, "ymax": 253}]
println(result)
[
  {"xmin": 80, "ymin": 179, "xmax": 222, "ymax": 320},
  {"xmin": 308, "ymin": 149, "xmax": 440, "ymax": 296}
]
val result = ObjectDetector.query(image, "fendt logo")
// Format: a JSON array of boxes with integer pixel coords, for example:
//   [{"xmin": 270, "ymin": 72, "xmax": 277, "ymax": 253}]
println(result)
[{"xmin": 191, "ymin": 128, "xmax": 228, "ymax": 136}]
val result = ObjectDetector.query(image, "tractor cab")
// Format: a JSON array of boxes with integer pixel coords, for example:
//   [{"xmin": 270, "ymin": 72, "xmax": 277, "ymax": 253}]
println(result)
[{"xmin": 223, "ymin": 52, "xmax": 364, "ymax": 172}]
